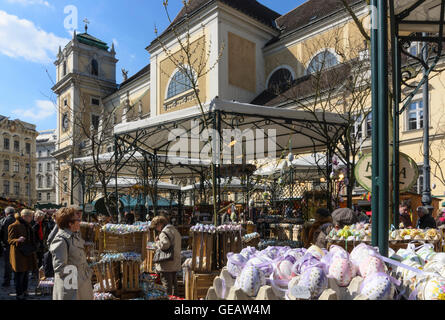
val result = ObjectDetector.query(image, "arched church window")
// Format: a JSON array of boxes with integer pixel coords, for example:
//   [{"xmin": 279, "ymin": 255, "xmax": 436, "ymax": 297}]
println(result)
[
  {"xmin": 166, "ymin": 69, "xmax": 193, "ymax": 100},
  {"xmin": 63, "ymin": 61, "xmax": 67, "ymax": 76},
  {"xmin": 306, "ymin": 50, "xmax": 339, "ymax": 74},
  {"xmin": 267, "ymin": 68, "xmax": 293, "ymax": 92},
  {"xmin": 91, "ymin": 59, "xmax": 99, "ymax": 76}
]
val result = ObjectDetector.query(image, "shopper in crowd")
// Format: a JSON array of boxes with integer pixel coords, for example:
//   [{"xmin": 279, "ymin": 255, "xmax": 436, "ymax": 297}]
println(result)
[
  {"xmin": 1, "ymin": 207, "xmax": 16, "ymax": 287},
  {"xmin": 399, "ymin": 200, "xmax": 413, "ymax": 228},
  {"xmin": 8, "ymin": 209, "xmax": 38, "ymax": 300},
  {"xmin": 230, "ymin": 207, "xmax": 238, "ymax": 223},
  {"xmin": 285, "ymin": 205, "xmax": 293, "ymax": 218},
  {"xmin": 125, "ymin": 210, "xmax": 135, "ymax": 225},
  {"xmin": 331, "ymin": 208, "xmax": 358, "ymax": 229},
  {"xmin": 220, "ymin": 210, "xmax": 231, "ymax": 225},
  {"xmin": 50, "ymin": 207, "xmax": 93, "ymax": 300},
  {"xmin": 436, "ymin": 209, "xmax": 445, "ymax": 227},
  {"xmin": 303, "ymin": 208, "xmax": 333, "ymax": 248},
  {"xmin": 32, "ymin": 210, "xmax": 46, "ymax": 270},
  {"xmin": 151, "ymin": 215, "xmax": 181, "ymax": 296},
  {"xmin": 416, "ymin": 206, "xmax": 437, "ymax": 229}
]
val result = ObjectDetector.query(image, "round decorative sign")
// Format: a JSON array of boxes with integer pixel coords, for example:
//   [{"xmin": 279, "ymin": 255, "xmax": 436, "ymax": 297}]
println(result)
[{"xmin": 354, "ymin": 152, "xmax": 419, "ymax": 193}]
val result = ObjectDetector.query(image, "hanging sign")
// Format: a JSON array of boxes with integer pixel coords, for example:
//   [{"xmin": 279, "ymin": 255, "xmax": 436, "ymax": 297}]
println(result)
[{"xmin": 354, "ymin": 152, "xmax": 419, "ymax": 193}]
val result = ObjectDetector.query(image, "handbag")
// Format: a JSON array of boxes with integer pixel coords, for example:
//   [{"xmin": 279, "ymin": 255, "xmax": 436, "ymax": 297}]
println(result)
[{"xmin": 153, "ymin": 231, "xmax": 174, "ymax": 263}]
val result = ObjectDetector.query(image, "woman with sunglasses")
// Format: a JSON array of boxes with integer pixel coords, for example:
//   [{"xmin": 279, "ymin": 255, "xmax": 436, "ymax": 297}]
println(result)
[{"xmin": 50, "ymin": 207, "xmax": 93, "ymax": 300}]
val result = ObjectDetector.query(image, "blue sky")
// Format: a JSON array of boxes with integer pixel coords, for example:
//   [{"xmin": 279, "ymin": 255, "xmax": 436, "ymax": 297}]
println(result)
[{"xmin": 0, "ymin": 0, "xmax": 305, "ymax": 132}]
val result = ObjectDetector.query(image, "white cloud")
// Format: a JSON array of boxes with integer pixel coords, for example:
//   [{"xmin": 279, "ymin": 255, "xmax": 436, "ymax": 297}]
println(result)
[
  {"xmin": 0, "ymin": 10, "xmax": 70, "ymax": 64},
  {"xmin": 12, "ymin": 100, "xmax": 56, "ymax": 121},
  {"xmin": 6, "ymin": 0, "xmax": 53, "ymax": 8}
]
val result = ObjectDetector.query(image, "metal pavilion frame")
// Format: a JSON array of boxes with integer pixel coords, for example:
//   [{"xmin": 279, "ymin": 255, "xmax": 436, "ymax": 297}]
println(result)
[
  {"xmin": 114, "ymin": 99, "xmax": 348, "ymax": 225},
  {"xmin": 372, "ymin": 0, "xmax": 445, "ymax": 256}
]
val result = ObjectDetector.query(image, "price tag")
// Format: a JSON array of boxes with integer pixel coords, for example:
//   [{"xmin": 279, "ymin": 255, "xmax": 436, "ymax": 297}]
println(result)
[{"xmin": 290, "ymin": 286, "xmax": 311, "ymax": 300}]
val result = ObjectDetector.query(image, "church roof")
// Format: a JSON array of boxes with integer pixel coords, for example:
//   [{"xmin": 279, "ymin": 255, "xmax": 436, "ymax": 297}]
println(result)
[
  {"xmin": 120, "ymin": 63, "xmax": 151, "ymax": 88},
  {"xmin": 77, "ymin": 32, "xmax": 109, "ymax": 51},
  {"xmin": 150, "ymin": 0, "xmax": 280, "ymax": 47}
]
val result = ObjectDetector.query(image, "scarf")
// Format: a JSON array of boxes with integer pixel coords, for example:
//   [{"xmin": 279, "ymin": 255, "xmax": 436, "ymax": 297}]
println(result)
[{"xmin": 38, "ymin": 221, "xmax": 43, "ymax": 241}]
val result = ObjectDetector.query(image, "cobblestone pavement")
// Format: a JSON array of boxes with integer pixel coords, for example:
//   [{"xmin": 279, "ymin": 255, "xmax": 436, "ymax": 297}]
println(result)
[{"xmin": 0, "ymin": 251, "xmax": 51, "ymax": 301}]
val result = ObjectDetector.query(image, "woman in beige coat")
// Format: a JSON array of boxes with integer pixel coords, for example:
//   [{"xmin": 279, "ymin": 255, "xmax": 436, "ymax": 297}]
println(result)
[
  {"xmin": 50, "ymin": 208, "xmax": 93, "ymax": 300},
  {"xmin": 151, "ymin": 216, "xmax": 181, "ymax": 296}
]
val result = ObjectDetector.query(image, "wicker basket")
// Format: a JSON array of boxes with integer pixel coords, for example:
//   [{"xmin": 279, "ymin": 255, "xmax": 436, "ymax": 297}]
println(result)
[{"xmin": 98, "ymin": 231, "xmax": 148, "ymax": 260}]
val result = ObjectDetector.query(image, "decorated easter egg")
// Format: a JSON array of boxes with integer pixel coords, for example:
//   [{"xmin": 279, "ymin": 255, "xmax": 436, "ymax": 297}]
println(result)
[
  {"xmin": 328, "ymin": 257, "xmax": 355, "ymax": 287},
  {"xmin": 397, "ymin": 260, "xmax": 422, "ymax": 282},
  {"xmin": 329, "ymin": 245, "xmax": 349, "ymax": 259},
  {"xmin": 360, "ymin": 272, "xmax": 395, "ymax": 300},
  {"xmin": 296, "ymin": 253, "xmax": 321, "ymax": 275},
  {"xmin": 246, "ymin": 257, "xmax": 274, "ymax": 277},
  {"xmin": 359, "ymin": 255, "xmax": 386, "ymax": 278},
  {"xmin": 432, "ymin": 253, "xmax": 445, "ymax": 264},
  {"xmin": 403, "ymin": 253, "xmax": 425, "ymax": 267},
  {"xmin": 350, "ymin": 243, "xmax": 378, "ymax": 269},
  {"xmin": 227, "ymin": 253, "xmax": 247, "ymax": 278},
  {"xmin": 297, "ymin": 266, "xmax": 328, "ymax": 299},
  {"xmin": 423, "ymin": 277, "xmax": 445, "ymax": 300},
  {"xmin": 234, "ymin": 266, "xmax": 266, "ymax": 297},
  {"xmin": 306, "ymin": 245, "xmax": 325, "ymax": 260},
  {"xmin": 276, "ymin": 259, "xmax": 294, "ymax": 281},
  {"xmin": 240, "ymin": 247, "xmax": 257, "ymax": 260}
]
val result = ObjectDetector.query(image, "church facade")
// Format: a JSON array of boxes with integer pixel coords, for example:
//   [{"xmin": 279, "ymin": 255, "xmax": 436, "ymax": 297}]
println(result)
[{"xmin": 52, "ymin": 0, "xmax": 445, "ymax": 206}]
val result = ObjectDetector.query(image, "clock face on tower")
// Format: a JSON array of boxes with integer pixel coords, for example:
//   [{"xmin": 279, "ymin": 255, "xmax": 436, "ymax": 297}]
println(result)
[{"xmin": 62, "ymin": 113, "xmax": 69, "ymax": 131}]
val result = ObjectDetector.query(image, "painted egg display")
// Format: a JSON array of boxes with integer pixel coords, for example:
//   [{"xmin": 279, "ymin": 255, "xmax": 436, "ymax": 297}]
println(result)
[
  {"xmin": 296, "ymin": 253, "xmax": 321, "ymax": 275},
  {"xmin": 246, "ymin": 257, "xmax": 274, "ymax": 277},
  {"xmin": 359, "ymin": 256, "xmax": 386, "ymax": 278},
  {"xmin": 297, "ymin": 266, "xmax": 328, "ymax": 299},
  {"xmin": 234, "ymin": 266, "xmax": 266, "ymax": 297},
  {"xmin": 422, "ymin": 277, "xmax": 445, "ymax": 300},
  {"xmin": 403, "ymin": 253, "xmax": 425, "ymax": 267},
  {"xmin": 397, "ymin": 260, "xmax": 422, "ymax": 282},
  {"xmin": 227, "ymin": 253, "xmax": 247, "ymax": 278},
  {"xmin": 360, "ymin": 272, "xmax": 395, "ymax": 300},
  {"xmin": 432, "ymin": 253, "xmax": 445, "ymax": 264},
  {"xmin": 328, "ymin": 257, "xmax": 355, "ymax": 287}
]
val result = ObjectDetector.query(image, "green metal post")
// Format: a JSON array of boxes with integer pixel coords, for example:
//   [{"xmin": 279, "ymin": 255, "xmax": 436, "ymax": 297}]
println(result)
[
  {"xmin": 390, "ymin": 2, "xmax": 400, "ymax": 229},
  {"xmin": 377, "ymin": 0, "xmax": 389, "ymax": 257},
  {"xmin": 371, "ymin": 0, "xmax": 380, "ymax": 247}
]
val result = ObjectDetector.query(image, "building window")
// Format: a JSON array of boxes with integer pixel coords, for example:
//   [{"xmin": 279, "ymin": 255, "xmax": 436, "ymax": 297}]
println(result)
[
  {"xmin": 63, "ymin": 61, "xmax": 67, "ymax": 76},
  {"xmin": 47, "ymin": 150, "xmax": 51, "ymax": 157},
  {"xmin": 47, "ymin": 163, "xmax": 51, "ymax": 172},
  {"xmin": 14, "ymin": 182, "xmax": 19, "ymax": 196},
  {"xmin": 38, "ymin": 193, "xmax": 42, "ymax": 201},
  {"xmin": 91, "ymin": 59, "xmax": 99, "ymax": 76},
  {"xmin": 91, "ymin": 98, "xmax": 100, "ymax": 106},
  {"xmin": 39, "ymin": 163, "xmax": 42, "ymax": 172},
  {"xmin": 38, "ymin": 176, "xmax": 43, "ymax": 188},
  {"xmin": 3, "ymin": 160, "xmax": 9, "ymax": 172},
  {"xmin": 47, "ymin": 175, "xmax": 52, "ymax": 188},
  {"xmin": 307, "ymin": 50, "xmax": 339, "ymax": 74},
  {"xmin": 26, "ymin": 163, "xmax": 30, "ymax": 174},
  {"xmin": 267, "ymin": 68, "xmax": 293, "ymax": 93},
  {"xmin": 14, "ymin": 140, "xmax": 19, "ymax": 152},
  {"xmin": 91, "ymin": 115, "xmax": 100, "ymax": 131},
  {"xmin": 407, "ymin": 101, "xmax": 424, "ymax": 131},
  {"xmin": 4, "ymin": 181, "xmax": 10, "ymax": 195},
  {"xmin": 366, "ymin": 112, "xmax": 372, "ymax": 138},
  {"xmin": 26, "ymin": 143, "xmax": 31, "ymax": 154},
  {"xmin": 13, "ymin": 162, "xmax": 19, "ymax": 173},
  {"xmin": 353, "ymin": 115, "xmax": 363, "ymax": 140},
  {"xmin": 38, "ymin": 151, "xmax": 42, "ymax": 158},
  {"xmin": 47, "ymin": 193, "xmax": 51, "ymax": 201},
  {"xmin": 64, "ymin": 99, "xmax": 68, "ymax": 107},
  {"xmin": 4, "ymin": 138, "xmax": 9, "ymax": 150},
  {"xmin": 166, "ymin": 69, "xmax": 193, "ymax": 100}
]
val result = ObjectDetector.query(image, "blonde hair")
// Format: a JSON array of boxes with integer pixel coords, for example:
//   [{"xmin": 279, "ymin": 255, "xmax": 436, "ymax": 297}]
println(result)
[{"xmin": 20, "ymin": 209, "xmax": 34, "ymax": 217}]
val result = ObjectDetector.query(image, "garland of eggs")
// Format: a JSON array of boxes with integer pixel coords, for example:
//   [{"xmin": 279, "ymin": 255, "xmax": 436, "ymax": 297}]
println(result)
[
  {"xmin": 98, "ymin": 252, "xmax": 142, "ymax": 263},
  {"xmin": 243, "ymin": 233, "xmax": 260, "ymax": 242},
  {"xmin": 101, "ymin": 223, "xmax": 150, "ymax": 234},
  {"xmin": 190, "ymin": 224, "xmax": 216, "ymax": 233}
]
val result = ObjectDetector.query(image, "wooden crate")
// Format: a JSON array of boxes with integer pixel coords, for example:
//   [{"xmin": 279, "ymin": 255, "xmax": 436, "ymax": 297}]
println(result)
[
  {"xmin": 328, "ymin": 240, "xmax": 442, "ymax": 253},
  {"xmin": 243, "ymin": 237, "xmax": 260, "ymax": 249},
  {"xmin": 98, "ymin": 231, "xmax": 148, "ymax": 260},
  {"xmin": 80, "ymin": 223, "xmax": 101, "ymax": 243},
  {"xmin": 121, "ymin": 261, "xmax": 141, "ymax": 292},
  {"xmin": 187, "ymin": 271, "xmax": 219, "ymax": 300},
  {"xmin": 217, "ymin": 231, "xmax": 242, "ymax": 269},
  {"xmin": 246, "ymin": 224, "xmax": 256, "ymax": 234},
  {"xmin": 191, "ymin": 232, "xmax": 215, "ymax": 273},
  {"xmin": 93, "ymin": 262, "xmax": 120, "ymax": 293},
  {"xmin": 142, "ymin": 249, "xmax": 156, "ymax": 273},
  {"xmin": 184, "ymin": 268, "xmax": 193, "ymax": 300}
]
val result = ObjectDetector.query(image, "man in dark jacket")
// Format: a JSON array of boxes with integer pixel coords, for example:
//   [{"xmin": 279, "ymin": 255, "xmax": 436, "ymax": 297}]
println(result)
[
  {"xmin": 416, "ymin": 206, "xmax": 437, "ymax": 229},
  {"xmin": 1, "ymin": 207, "xmax": 16, "ymax": 287}
]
